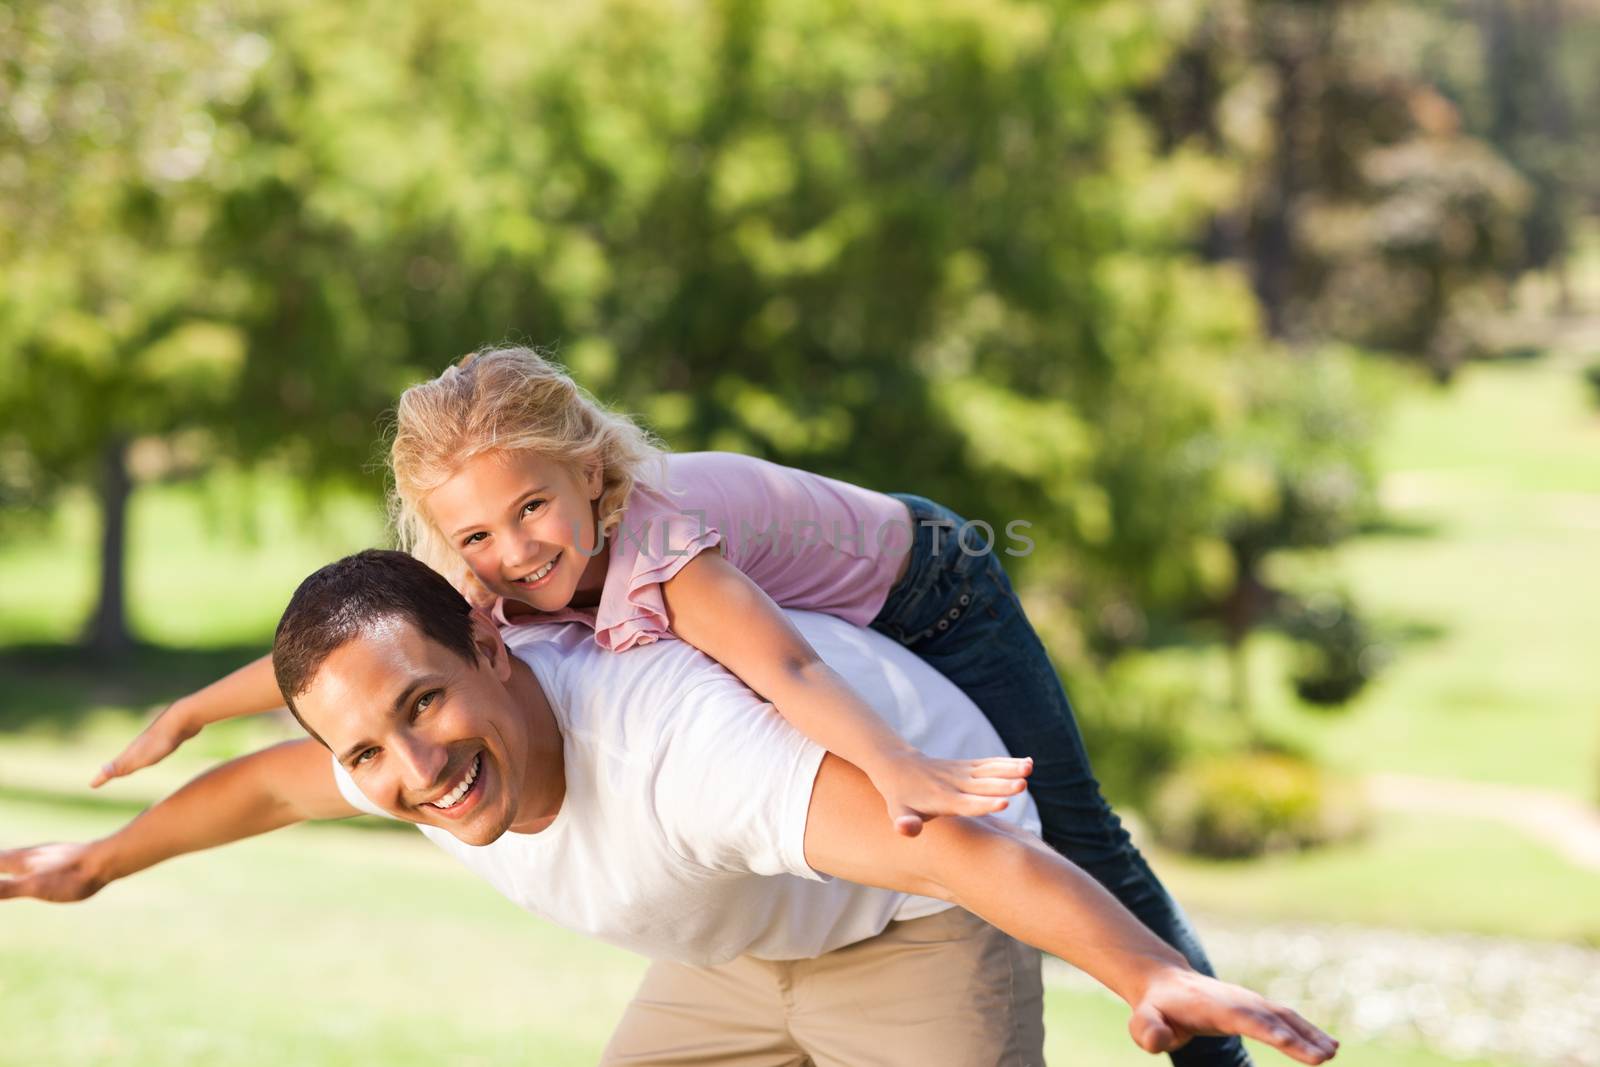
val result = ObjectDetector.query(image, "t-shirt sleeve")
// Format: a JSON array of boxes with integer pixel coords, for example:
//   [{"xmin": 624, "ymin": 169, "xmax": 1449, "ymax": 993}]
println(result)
[
  {"xmin": 329, "ymin": 754, "xmax": 399, "ymax": 820},
  {"xmin": 595, "ymin": 488, "xmax": 724, "ymax": 651},
  {"xmin": 650, "ymin": 675, "xmax": 831, "ymax": 882}
]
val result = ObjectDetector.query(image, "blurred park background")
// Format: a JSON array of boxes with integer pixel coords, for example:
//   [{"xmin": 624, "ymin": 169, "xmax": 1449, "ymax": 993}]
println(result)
[{"xmin": 3, "ymin": 0, "xmax": 1599, "ymax": 1063}]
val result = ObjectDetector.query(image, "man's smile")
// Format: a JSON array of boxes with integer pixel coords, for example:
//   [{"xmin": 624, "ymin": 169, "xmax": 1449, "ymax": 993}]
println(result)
[{"xmin": 420, "ymin": 753, "xmax": 486, "ymax": 819}]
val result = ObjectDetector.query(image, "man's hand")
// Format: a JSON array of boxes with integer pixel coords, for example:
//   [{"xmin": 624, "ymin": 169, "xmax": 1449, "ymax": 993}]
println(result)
[
  {"xmin": 1129, "ymin": 970, "xmax": 1338, "ymax": 1064},
  {"xmin": 90, "ymin": 702, "xmax": 199, "ymax": 788},
  {"xmin": 868, "ymin": 752, "xmax": 1033, "ymax": 837},
  {"xmin": 0, "ymin": 841, "xmax": 111, "ymax": 903}
]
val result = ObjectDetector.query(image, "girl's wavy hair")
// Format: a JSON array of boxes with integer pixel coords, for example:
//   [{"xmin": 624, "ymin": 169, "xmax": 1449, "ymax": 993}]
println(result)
[{"xmin": 388, "ymin": 345, "xmax": 664, "ymax": 607}]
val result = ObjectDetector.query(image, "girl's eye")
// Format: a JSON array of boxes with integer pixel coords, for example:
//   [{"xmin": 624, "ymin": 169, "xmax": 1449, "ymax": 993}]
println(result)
[
  {"xmin": 521, "ymin": 498, "xmax": 546, "ymax": 518},
  {"xmin": 355, "ymin": 747, "xmax": 379, "ymax": 766},
  {"xmin": 461, "ymin": 532, "xmax": 487, "ymax": 548}
]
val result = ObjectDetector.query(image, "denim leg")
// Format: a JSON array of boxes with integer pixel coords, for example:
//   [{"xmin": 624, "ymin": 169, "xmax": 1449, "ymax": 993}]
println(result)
[{"xmin": 872, "ymin": 498, "xmax": 1250, "ymax": 1067}]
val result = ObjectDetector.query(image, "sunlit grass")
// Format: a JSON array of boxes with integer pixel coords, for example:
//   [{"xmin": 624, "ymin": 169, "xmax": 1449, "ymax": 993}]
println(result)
[{"xmin": 0, "ymin": 793, "xmax": 1520, "ymax": 1067}]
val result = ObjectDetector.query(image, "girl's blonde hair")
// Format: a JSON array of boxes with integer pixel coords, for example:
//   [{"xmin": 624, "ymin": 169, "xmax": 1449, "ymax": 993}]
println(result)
[{"xmin": 388, "ymin": 345, "xmax": 663, "ymax": 606}]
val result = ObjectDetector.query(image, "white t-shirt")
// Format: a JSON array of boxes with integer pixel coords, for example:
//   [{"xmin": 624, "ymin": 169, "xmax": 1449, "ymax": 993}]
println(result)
[{"xmin": 331, "ymin": 610, "xmax": 1039, "ymax": 967}]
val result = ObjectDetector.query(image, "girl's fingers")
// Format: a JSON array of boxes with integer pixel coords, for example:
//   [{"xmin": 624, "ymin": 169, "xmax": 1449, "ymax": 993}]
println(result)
[
  {"xmin": 964, "ymin": 757, "xmax": 1032, "ymax": 779},
  {"xmin": 88, "ymin": 761, "xmax": 119, "ymax": 789},
  {"xmin": 963, "ymin": 776, "xmax": 1030, "ymax": 797},
  {"xmin": 889, "ymin": 806, "xmax": 925, "ymax": 838},
  {"xmin": 955, "ymin": 795, "xmax": 1010, "ymax": 817}
]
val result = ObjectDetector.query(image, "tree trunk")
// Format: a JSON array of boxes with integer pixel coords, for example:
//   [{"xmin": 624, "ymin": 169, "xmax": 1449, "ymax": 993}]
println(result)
[{"xmin": 84, "ymin": 436, "xmax": 134, "ymax": 655}]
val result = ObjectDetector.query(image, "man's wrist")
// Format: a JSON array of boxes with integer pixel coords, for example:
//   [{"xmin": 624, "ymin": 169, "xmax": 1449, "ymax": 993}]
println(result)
[
  {"xmin": 164, "ymin": 695, "xmax": 204, "ymax": 737},
  {"xmin": 1116, "ymin": 955, "xmax": 1197, "ymax": 1008}
]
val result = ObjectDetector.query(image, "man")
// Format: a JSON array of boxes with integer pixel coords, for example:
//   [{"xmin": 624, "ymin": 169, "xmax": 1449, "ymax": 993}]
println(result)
[{"xmin": 2, "ymin": 551, "xmax": 1337, "ymax": 1065}]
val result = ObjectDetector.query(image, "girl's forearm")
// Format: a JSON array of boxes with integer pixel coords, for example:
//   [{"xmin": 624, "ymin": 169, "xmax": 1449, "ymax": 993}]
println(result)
[{"xmin": 768, "ymin": 658, "xmax": 917, "ymax": 776}]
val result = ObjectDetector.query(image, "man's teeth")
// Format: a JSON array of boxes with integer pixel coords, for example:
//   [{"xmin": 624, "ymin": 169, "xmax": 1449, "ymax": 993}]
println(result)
[
  {"xmin": 521, "ymin": 556, "xmax": 558, "ymax": 583},
  {"xmin": 430, "ymin": 755, "xmax": 480, "ymax": 810}
]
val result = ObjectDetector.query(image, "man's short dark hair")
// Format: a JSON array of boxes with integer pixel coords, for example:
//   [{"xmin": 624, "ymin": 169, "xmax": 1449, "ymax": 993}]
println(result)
[{"xmin": 273, "ymin": 549, "xmax": 480, "ymax": 745}]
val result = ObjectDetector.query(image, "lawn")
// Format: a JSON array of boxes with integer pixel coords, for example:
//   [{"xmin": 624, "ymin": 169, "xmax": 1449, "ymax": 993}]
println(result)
[{"xmin": 0, "ymin": 792, "xmax": 1512, "ymax": 1067}]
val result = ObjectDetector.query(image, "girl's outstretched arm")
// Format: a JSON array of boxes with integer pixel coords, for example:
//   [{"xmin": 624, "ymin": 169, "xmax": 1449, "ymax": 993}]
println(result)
[
  {"xmin": 661, "ymin": 548, "xmax": 1032, "ymax": 836},
  {"xmin": 90, "ymin": 653, "xmax": 285, "ymax": 787}
]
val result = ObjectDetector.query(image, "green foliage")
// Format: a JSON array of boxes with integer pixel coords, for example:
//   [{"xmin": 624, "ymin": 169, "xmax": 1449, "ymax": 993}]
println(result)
[
  {"xmin": 1281, "ymin": 590, "xmax": 1382, "ymax": 708},
  {"xmin": 1141, "ymin": 0, "xmax": 1532, "ymax": 380},
  {"xmin": 1151, "ymin": 752, "xmax": 1368, "ymax": 859}
]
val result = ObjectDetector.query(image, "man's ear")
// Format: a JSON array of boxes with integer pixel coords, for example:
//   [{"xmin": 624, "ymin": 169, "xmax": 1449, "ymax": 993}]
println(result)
[{"xmin": 469, "ymin": 610, "xmax": 513, "ymax": 682}]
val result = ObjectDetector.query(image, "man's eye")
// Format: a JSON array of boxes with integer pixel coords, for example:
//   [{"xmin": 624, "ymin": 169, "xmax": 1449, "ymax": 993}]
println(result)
[
  {"xmin": 414, "ymin": 690, "xmax": 439, "ymax": 717},
  {"xmin": 355, "ymin": 747, "xmax": 379, "ymax": 766}
]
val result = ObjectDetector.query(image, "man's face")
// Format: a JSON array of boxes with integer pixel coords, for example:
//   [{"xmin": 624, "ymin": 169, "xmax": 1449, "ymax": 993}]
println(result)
[{"xmin": 294, "ymin": 616, "xmax": 532, "ymax": 846}]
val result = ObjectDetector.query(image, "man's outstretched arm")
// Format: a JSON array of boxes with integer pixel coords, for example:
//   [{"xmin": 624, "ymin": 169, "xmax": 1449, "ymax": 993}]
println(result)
[
  {"xmin": 803, "ymin": 753, "xmax": 1338, "ymax": 1065},
  {"xmin": 1, "ymin": 739, "xmax": 359, "ymax": 903}
]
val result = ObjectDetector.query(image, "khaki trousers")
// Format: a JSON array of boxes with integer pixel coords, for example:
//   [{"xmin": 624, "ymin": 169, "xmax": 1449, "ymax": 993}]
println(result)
[{"xmin": 599, "ymin": 907, "xmax": 1045, "ymax": 1067}]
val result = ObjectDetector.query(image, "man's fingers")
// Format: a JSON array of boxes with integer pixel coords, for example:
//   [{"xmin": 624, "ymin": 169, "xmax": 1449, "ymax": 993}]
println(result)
[
  {"xmin": 1276, "ymin": 1007, "xmax": 1339, "ymax": 1060},
  {"xmin": 1230, "ymin": 1007, "xmax": 1332, "ymax": 1064},
  {"xmin": 1128, "ymin": 1004, "xmax": 1181, "ymax": 1054}
]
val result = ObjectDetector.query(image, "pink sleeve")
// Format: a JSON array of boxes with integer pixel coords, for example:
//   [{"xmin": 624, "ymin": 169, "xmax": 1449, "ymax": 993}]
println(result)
[{"xmin": 592, "ymin": 489, "xmax": 724, "ymax": 652}]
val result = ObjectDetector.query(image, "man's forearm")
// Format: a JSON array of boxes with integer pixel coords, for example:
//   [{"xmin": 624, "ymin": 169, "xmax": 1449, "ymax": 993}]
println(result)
[
  {"xmin": 804, "ymin": 753, "xmax": 1187, "ymax": 1004},
  {"xmin": 96, "ymin": 739, "xmax": 349, "ymax": 884},
  {"xmin": 936, "ymin": 815, "xmax": 1189, "ymax": 1002}
]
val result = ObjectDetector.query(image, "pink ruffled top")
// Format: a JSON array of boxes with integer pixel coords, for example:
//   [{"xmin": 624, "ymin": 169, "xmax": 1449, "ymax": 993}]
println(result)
[{"xmin": 491, "ymin": 451, "xmax": 913, "ymax": 651}]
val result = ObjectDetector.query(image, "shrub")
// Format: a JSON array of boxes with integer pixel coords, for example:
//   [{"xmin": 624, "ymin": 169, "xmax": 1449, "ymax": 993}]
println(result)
[{"xmin": 1150, "ymin": 752, "xmax": 1367, "ymax": 859}]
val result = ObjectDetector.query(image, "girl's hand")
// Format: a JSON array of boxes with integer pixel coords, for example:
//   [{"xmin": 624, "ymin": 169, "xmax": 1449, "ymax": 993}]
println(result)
[
  {"xmin": 869, "ymin": 753, "xmax": 1033, "ymax": 837},
  {"xmin": 89, "ymin": 701, "xmax": 200, "ymax": 788}
]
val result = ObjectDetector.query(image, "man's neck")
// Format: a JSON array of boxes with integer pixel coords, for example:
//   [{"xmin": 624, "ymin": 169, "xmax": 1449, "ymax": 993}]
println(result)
[{"xmin": 504, "ymin": 655, "xmax": 566, "ymax": 834}]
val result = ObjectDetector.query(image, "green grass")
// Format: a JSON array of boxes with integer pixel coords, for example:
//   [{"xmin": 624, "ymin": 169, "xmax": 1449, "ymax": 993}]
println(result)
[
  {"xmin": 1152, "ymin": 811, "xmax": 1600, "ymax": 945},
  {"xmin": 1124, "ymin": 356, "xmax": 1600, "ymax": 800},
  {"xmin": 0, "ymin": 793, "xmax": 1517, "ymax": 1067}
]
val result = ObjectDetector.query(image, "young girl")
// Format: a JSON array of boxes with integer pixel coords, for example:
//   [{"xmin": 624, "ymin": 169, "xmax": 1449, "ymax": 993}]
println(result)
[{"xmin": 97, "ymin": 346, "xmax": 1246, "ymax": 1066}]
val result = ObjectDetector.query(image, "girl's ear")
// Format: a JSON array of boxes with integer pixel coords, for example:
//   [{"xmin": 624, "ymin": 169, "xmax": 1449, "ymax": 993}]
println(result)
[{"xmin": 584, "ymin": 461, "xmax": 603, "ymax": 501}]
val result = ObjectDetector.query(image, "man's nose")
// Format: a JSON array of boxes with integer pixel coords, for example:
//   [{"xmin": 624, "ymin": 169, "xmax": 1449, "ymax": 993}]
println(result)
[{"xmin": 392, "ymin": 733, "xmax": 449, "ymax": 796}]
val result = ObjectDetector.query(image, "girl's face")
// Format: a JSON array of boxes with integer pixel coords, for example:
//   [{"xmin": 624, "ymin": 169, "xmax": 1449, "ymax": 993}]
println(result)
[{"xmin": 424, "ymin": 450, "xmax": 609, "ymax": 612}]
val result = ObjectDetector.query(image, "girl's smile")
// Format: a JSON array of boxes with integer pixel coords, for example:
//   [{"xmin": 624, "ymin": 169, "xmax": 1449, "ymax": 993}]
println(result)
[{"xmin": 424, "ymin": 450, "xmax": 610, "ymax": 613}]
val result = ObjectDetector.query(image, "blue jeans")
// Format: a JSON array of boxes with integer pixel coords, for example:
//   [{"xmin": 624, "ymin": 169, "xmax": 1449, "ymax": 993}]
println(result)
[{"xmin": 870, "ymin": 495, "xmax": 1250, "ymax": 1067}]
